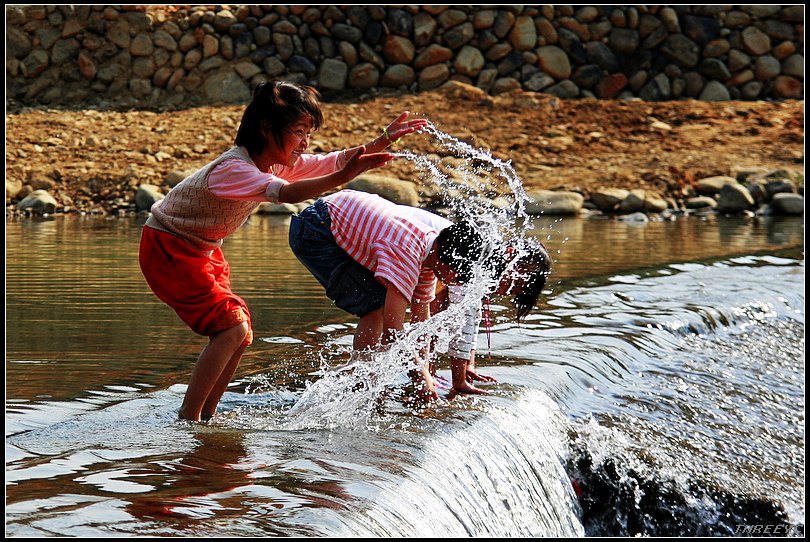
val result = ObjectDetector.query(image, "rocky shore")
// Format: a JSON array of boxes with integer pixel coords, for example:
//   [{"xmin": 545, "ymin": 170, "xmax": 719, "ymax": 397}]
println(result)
[
  {"xmin": 13, "ymin": 160, "xmax": 803, "ymax": 221},
  {"xmin": 6, "ymin": 4, "xmax": 804, "ymax": 221}
]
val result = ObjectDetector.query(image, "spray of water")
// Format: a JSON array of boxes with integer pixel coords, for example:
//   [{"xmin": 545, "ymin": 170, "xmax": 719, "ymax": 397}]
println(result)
[{"xmin": 282, "ymin": 122, "xmax": 549, "ymax": 430}]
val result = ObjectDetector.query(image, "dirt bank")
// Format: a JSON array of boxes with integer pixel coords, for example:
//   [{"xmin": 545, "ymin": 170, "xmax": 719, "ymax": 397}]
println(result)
[{"xmin": 5, "ymin": 85, "xmax": 804, "ymax": 215}]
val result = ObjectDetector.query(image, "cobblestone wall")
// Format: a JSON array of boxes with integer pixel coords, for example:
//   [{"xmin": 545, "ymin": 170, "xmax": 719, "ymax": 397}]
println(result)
[{"xmin": 6, "ymin": 5, "xmax": 804, "ymax": 108}]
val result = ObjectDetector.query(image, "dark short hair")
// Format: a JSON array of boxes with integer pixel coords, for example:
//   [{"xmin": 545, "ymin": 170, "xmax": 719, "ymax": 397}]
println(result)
[
  {"xmin": 436, "ymin": 220, "xmax": 484, "ymax": 283},
  {"xmin": 484, "ymin": 237, "xmax": 551, "ymax": 321},
  {"xmin": 234, "ymin": 81, "xmax": 324, "ymax": 156}
]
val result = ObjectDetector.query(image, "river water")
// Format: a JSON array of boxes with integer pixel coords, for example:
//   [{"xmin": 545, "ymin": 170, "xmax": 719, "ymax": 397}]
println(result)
[{"xmin": 5, "ymin": 209, "xmax": 804, "ymax": 537}]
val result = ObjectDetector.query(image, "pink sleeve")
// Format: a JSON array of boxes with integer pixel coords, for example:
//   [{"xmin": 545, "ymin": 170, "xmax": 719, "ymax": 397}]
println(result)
[
  {"xmin": 413, "ymin": 269, "xmax": 438, "ymax": 303},
  {"xmin": 208, "ymin": 159, "xmax": 288, "ymax": 203},
  {"xmin": 273, "ymin": 150, "xmax": 347, "ymax": 180}
]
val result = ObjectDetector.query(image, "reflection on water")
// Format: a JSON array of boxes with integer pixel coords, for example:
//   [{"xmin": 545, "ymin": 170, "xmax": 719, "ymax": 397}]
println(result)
[
  {"xmin": 6, "ymin": 213, "xmax": 803, "ymax": 402},
  {"xmin": 5, "ymin": 213, "xmax": 805, "ymax": 537}
]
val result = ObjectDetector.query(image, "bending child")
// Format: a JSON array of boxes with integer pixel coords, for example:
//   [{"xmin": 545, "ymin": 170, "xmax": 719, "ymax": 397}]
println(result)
[
  {"xmin": 288, "ymin": 189, "xmax": 485, "ymax": 400},
  {"xmin": 430, "ymin": 238, "xmax": 551, "ymax": 395},
  {"xmin": 139, "ymin": 81, "xmax": 427, "ymax": 421}
]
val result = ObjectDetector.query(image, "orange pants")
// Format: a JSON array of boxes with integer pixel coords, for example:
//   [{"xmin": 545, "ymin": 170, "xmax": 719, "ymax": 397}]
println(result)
[{"xmin": 139, "ymin": 226, "xmax": 253, "ymax": 346}]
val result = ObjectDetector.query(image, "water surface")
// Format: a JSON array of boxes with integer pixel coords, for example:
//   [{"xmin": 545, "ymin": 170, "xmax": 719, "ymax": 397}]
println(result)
[{"xmin": 5, "ymin": 213, "xmax": 805, "ymax": 536}]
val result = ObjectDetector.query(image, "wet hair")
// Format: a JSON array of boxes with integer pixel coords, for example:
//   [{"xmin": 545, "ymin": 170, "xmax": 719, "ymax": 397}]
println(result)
[
  {"xmin": 485, "ymin": 238, "xmax": 551, "ymax": 321},
  {"xmin": 436, "ymin": 220, "xmax": 485, "ymax": 283},
  {"xmin": 234, "ymin": 81, "xmax": 324, "ymax": 155},
  {"xmin": 511, "ymin": 239, "xmax": 551, "ymax": 321}
]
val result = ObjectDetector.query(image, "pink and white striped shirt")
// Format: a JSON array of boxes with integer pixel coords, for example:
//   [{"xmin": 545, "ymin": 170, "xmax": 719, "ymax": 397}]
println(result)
[{"xmin": 324, "ymin": 190, "xmax": 442, "ymax": 303}]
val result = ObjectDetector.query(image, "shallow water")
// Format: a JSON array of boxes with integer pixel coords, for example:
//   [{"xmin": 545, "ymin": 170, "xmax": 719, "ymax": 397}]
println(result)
[{"xmin": 5, "ymin": 211, "xmax": 804, "ymax": 537}]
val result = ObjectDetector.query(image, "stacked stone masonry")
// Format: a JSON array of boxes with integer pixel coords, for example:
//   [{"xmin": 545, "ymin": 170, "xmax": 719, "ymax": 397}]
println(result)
[{"xmin": 6, "ymin": 4, "xmax": 804, "ymax": 107}]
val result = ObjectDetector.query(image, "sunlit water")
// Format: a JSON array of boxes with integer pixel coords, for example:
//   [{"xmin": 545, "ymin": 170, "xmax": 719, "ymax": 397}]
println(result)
[
  {"xmin": 6, "ymin": 211, "xmax": 803, "ymax": 537},
  {"xmin": 5, "ymin": 128, "xmax": 805, "ymax": 536}
]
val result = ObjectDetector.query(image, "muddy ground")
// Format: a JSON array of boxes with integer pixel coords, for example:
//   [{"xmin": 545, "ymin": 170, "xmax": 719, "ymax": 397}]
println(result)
[{"xmin": 5, "ymin": 84, "xmax": 804, "ymax": 214}]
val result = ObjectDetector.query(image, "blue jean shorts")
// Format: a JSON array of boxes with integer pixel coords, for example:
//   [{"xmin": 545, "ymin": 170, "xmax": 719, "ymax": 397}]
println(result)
[{"xmin": 289, "ymin": 199, "xmax": 386, "ymax": 317}]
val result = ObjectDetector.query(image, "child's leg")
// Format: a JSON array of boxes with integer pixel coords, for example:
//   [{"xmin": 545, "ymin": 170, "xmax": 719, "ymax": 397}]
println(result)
[
  {"xmin": 200, "ymin": 337, "xmax": 248, "ymax": 420},
  {"xmin": 179, "ymin": 321, "xmax": 250, "ymax": 421}
]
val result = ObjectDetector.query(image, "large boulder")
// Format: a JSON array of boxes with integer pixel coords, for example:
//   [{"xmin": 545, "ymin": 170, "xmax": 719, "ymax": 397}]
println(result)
[
  {"xmin": 347, "ymin": 174, "xmax": 420, "ymax": 206},
  {"xmin": 256, "ymin": 202, "xmax": 298, "ymax": 214},
  {"xmin": 135, "ymin": 184, "xmax": 164, "ymax": 212},
  {"xmin": 590, "ymin": 188, "xmax": 630, "ymax": 212},
  {"xmin": 620, "ymin": 189, "xmax": 669, "ymax": 213},
  {"xmin": 524, "ymin": 189, "xmax": 584, "ymax": 215},
  {"xmin": 695, "ymin": 175, "xmax": 739, "ymax": 195},
  {"xmin": 17, "ymin": 189, "xmax": 58, "ymax": 214},
  {"xmin": 769, "ymin": 193, "xmax": 804, "ymax": 215},
  {"xmin": 716, "ymin": 183, "xmax": 755, "ymax": 213}
]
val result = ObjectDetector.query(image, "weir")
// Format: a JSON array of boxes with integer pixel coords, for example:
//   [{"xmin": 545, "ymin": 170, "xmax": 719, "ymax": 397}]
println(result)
[{"xmin": 330, "ymin": 390, "xmax": 584, "ymax": 537}]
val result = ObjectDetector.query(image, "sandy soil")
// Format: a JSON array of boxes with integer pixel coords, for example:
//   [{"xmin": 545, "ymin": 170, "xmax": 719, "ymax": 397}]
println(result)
[{"xmin": 5, "ymin": 84, "xmax": 804, "ymax": 214}]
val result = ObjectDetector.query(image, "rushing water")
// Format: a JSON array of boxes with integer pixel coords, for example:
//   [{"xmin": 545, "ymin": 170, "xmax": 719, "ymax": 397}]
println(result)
[
  {"xmin": 5, "ymin": 126, "xmax": 805, "ymax": 536},
  {"xmin": 5, "ymin": 211, "xmax": 804, "ymax": 537}
]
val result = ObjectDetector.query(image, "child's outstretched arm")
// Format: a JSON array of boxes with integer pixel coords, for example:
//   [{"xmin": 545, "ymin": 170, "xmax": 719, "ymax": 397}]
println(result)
[
  {"xmin": 278, "ymin": 145, "xmax": 392, "ymax": 203},
  {"xmin": 277, "ymin": 112, "xmax": 426, "ymax": 203},
  {"xmin": 353, "ymin": 111, "xmax": 429, "ymax": 155}
]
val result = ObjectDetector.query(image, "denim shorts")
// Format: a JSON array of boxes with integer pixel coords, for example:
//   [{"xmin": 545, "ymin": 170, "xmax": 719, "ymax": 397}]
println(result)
[{"xmin": 289, "ymin": 199, "xmax": 386, "ymax": 317}]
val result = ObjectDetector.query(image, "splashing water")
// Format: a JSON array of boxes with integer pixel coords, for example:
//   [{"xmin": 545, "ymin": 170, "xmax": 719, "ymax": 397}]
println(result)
[
  {"xmin": 394, "ymin": 122, "xmax": 533, "ymax": 242},
  {"xmin": 282, "ymin": 122, "xmax": 550, "ymax": 429}
]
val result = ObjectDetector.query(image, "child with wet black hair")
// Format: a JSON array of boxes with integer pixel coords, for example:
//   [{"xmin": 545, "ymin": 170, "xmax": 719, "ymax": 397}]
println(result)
[
  {"xmin": 430, "ymin": 238, "xmax": 552, "ymax": 394},
  {"xmin": 289, "ymin": 189, "xmax": 486, "ymax": 401}
]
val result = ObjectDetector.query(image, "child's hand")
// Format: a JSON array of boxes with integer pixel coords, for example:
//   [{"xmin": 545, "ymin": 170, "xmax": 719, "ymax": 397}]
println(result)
[
  {"xmin": 407, "ymin": 367, "xmax": 439, "ymax": 402},
  {"xmin": 342, "ymin": 145, "xmax": 394, "ymax": 179},
  {"xmin": 416, "ymin": 377, "xmax": 440, "ymax": 402},
  {"xmin": 383, "ymin": 111, "xmax": 429, "ymax": 146}
]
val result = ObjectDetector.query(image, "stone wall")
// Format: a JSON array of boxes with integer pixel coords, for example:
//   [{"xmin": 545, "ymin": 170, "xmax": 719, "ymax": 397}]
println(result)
[{"xmin": 6, "ymin": 5, "xmax": 805, "ymax": 108}]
